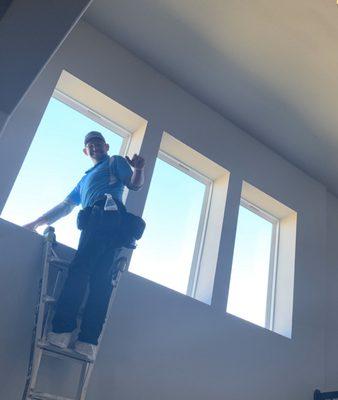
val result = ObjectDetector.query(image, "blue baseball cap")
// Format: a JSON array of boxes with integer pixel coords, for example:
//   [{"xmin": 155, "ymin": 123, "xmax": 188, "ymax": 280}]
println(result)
[{"xmin": 84, "ymin": 131, "xmax": 106, "ymax": 145}]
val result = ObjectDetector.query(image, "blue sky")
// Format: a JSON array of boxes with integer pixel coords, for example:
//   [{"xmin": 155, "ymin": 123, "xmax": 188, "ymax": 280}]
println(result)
[
  {"xmin": 129, "ymin": 157, "xmax": 205, "ymax": 294},
  {"xmin": 227, "ymin": 205, "xmax": 273, "ymax": 327},
  {"xmin": 1, "ymin": 96, "xmax": 274, "ymax": 328}
]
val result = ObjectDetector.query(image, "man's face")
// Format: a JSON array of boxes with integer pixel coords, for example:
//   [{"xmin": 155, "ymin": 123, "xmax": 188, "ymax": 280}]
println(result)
[{"xmin": 83, "ymin": 138, "xmax": 109, "ymax": 162}]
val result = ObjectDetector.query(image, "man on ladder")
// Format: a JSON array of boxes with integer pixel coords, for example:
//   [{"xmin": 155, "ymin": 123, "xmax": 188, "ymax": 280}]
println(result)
[{"xmin": 24, "ymin": 131, "xmax": 145, "ymax": 361}]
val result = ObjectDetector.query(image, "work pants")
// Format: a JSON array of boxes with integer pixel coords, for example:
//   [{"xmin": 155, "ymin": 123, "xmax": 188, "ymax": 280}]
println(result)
[{"xmin": 52, "ymin": 223, "xmax": 121, "ymax": 345}]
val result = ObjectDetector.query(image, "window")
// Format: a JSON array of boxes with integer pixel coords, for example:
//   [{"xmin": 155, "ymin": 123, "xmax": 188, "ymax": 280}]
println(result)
[
  {"xmin": 129, "ymin": 133, "xmax": 229, "ymax": 303},
  {"xmin": 226, "ymin": 182, "xmax": 297, "ymax": 337},
  {"xmin": 227, "ymin": 199, "xmax": 279, "ymax": 328},
  {"xmin": 129, "ymin": 152, "xmax": 211, "ymax": 295},
  {"xmin": 1, "ymin": 70, "xmax": 147, "ymax": 249},
  {"xmin": 1, "ymin": 95, "xmax": 128, "ymax": 249}
]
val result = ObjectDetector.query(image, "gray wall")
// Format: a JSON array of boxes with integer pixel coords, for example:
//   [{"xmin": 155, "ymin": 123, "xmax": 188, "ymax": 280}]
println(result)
[
  {"xmin": 0, "ymin": 21, "xmax": 331, "ymax": 399},
  {"xmin": 0, "ymin": 220, "xmax": 42, "ymax": 400},
  {"xmin": 325, "ymin": 193, "xmax": 338, "ymax": 391},
  {"xmin": 0, "ymin": 0, "xmax": 92, "ymax": 136}
]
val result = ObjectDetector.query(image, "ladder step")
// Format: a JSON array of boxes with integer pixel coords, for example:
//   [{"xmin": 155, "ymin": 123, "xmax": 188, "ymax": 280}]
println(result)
[
  {"xmin": 29, "ymin": 391, "xmax": 74, "ymax": 400},
  {"xmin": 49, "ymin": 257, "xmax": 70, "ymax": 270},
  {"xmin": 43, "ymin": 295, "xmax": 57, "ymax": 304},
  {"xmin": 37, "ymin": 341, "xmax": 94, "ymax": 363}
]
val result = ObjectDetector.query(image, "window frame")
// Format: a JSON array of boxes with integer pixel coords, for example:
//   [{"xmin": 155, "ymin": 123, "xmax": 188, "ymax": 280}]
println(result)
[
  {"xmin": 1, "ymin": 90, "xmax": 133, "ymax": 245},
  {"xmin": 239, "ymin": 198, "xmax": 280, "ymax": 330},
  {"xmin": 53, "ymin": 89, "xmax": 132, "ymax": 156},
  {"xmin": 157, "ymin": 150, "xmax": 213, "ymax": 297}
]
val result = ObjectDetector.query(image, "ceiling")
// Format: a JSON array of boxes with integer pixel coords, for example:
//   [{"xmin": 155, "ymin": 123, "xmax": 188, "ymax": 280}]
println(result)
[{"xmin": 85, "ymin": 0, "xmax": 338, "ymax": 195}]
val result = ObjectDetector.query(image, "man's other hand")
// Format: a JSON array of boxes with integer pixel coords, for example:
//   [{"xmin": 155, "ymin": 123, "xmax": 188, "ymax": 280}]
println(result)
[
  {"xmin": 126, "ymin": 154, "xmax": 145, "ymax": 170},
  {"xmin": 23, "ymin": 219, "xmax": 41, "ymax": 232}
]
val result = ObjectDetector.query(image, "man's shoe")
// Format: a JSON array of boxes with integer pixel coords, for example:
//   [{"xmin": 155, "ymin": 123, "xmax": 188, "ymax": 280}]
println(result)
[
  {"xmin": 47, "ymin": 332, "xmax": 72, "ymax": 349},
  {"xmin": 74, "ymin": 340, "xmax": 97, "ymax": 361}
]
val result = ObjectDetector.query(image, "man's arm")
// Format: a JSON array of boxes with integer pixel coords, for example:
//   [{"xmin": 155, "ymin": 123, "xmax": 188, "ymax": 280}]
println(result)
[
  {"xmin": 23, "ymin": 199, "xmax": 76, "ymax": 231},
  {"xmin": 125, "ymin": 154, "xmax": 145, "ymax": 191}
]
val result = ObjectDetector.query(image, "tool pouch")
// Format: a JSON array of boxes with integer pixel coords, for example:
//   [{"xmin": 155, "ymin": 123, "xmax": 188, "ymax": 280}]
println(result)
[
  {"xmin": 76, "ymin": 207, "xmax": 92, "ymax": 231},
  {"xmin": 123, "ymin": 213, "xmax": 146, "ymax": 241},
  {"xmin": 77, "ymin": 199, "xmax": 146, "ymax": 249},
  {"xmin": 100, "ymin": 210, "xmax": 146, "ymax": 248}
]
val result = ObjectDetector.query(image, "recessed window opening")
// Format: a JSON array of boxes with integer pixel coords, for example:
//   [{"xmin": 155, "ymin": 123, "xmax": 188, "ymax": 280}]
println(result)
[
  {"xmin": 0, "ymin": 70, "xmax": 148, "ymax": 250},
  {"xmin": 1, "ymin": 94, "xmax": 129, "ymax": 249},
  {"xmin": 129, "ymin": 132, "xmax": 229, "ymax": 304},
  {"xmin": 227, "ymin": 198, "xmax": 279, "ymax": 329},
  {"xmin": 129, "ymin": 149, "xmax": 212, "ymax": 296},
  {"xmin": 227, "ymin": 181, "xmax": 297, "ymax": 338}
]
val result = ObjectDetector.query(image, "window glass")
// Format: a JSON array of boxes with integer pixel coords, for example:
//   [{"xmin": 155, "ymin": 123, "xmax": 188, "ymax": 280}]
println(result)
[
  {"xmin": 1, "ymin": 97, "xmax": 123, "ymax": 249},
  {"xmin": 129, "ymin": 156, "xmax": 207, "ymax": 294},
  {"xmin": 227, "ymin": 204, "xmax": 276, "ymax": 327}
]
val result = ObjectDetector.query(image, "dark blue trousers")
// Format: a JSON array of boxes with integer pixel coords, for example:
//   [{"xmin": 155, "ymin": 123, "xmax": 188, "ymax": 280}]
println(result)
[{"xmin": 52, "ymin": 221, "xmax": 121, "ymax": 345}]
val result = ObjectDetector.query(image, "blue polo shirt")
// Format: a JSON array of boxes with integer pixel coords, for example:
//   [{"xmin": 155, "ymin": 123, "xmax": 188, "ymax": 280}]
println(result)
[{"xmin": 66, "ymin": 155, "xmax": 133, "ymax": 208}]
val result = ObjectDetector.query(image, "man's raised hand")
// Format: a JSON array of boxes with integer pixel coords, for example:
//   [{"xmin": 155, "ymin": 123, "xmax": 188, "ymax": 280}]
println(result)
[{"xmin": 126, "ymin": 154, "xmax": 145, "ymax": 170}]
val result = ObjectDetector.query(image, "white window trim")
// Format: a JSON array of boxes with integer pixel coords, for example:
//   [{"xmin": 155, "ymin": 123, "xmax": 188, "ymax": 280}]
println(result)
[
  {"xmin": 53, "ymin": 90, "xmax": 132, "ymax": 156},
  {"xmin": 158, "ymin": 150, "xmax": 212, "ymax": 185},
  {"xmin": 188, "ymin": 182, "xmax": 213, "ymax": 297},
  {"xmin": 240, "ymin": 198, "xmax": 280, "ymax": 330},
  {"xmin": 158, "ymin": 150, "xmax": 213, "ymax": 297}
]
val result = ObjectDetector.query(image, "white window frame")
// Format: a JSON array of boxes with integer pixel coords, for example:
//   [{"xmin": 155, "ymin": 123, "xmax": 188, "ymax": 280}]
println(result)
[
  {"xmin": 240, "ymin": 198, "xmax": 280, "ymax": 330},
  {"xmin": 53, "ymin": 89, "xmax": 132, "ymax": 155},
  {"xmin": 158, "ymin": 150, "xmax": 213, "ymax": 297}
]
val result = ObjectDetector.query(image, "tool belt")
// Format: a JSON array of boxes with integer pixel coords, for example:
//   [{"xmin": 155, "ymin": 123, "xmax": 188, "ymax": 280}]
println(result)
[{"xmin": 77, "ymin": 198, "xmax": 146, "ymax": 249}]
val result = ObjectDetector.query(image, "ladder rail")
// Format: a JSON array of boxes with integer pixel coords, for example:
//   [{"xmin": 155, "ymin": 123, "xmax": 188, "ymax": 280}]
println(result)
[
  {"xmin": 30, "ymin": 230, "xmax": 56, "ymax": 393},
  {"xmin": 22, "ymin": 229, "xmax": 56, "ymax": 399},
  {"xmin": 76, "ymin": 363, "xmax": 92, "ymax": 400},
  {"xmin": 35, "ymin": 229, "xmax": 55, "ymax": 341}
]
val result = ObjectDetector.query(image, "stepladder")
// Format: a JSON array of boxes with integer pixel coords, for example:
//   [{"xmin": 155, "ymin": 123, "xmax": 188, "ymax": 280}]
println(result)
[{"xmin": 22, "ymin": 226, "xmax": 127, "ymax": 400}]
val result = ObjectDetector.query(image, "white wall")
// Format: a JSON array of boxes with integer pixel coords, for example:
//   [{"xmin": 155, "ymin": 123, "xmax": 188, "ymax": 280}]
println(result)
[{"xmin": 0, "ymin": 21, "xmax": 330, "ymax": 399}]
